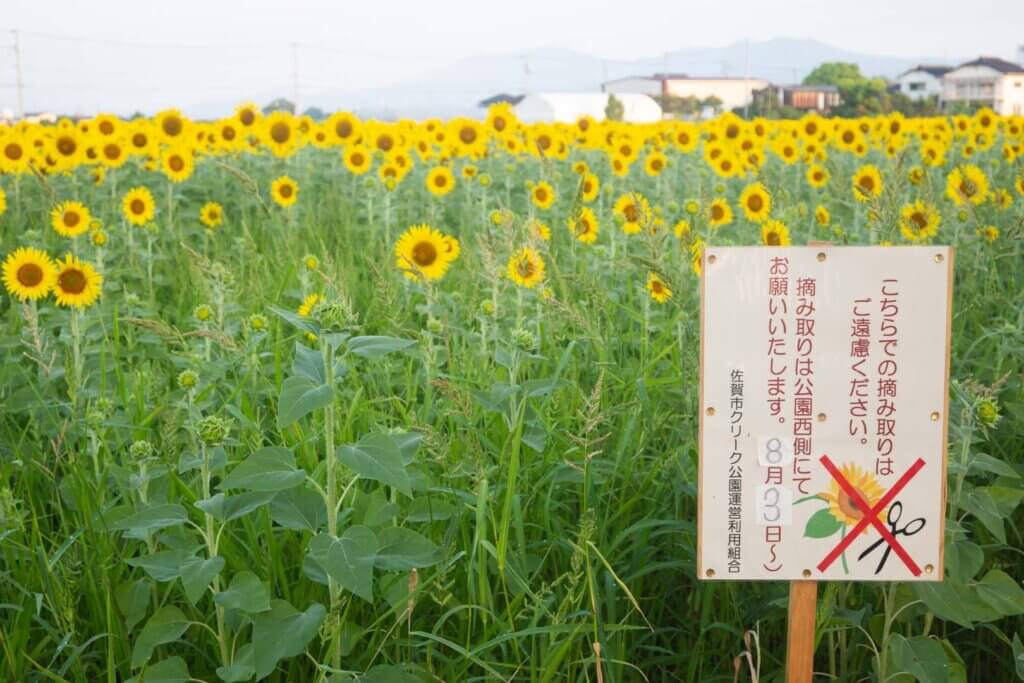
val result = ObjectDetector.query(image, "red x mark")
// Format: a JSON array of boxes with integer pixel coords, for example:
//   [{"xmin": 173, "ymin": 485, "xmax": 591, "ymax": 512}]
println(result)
[{"xmin": 816, "ymin": 455, "xmax": 926, "ymax": 576}]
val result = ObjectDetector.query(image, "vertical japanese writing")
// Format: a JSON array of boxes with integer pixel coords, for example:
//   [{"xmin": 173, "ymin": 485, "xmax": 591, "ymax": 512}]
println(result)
[
  {"xmin": 793, "ymin": 276, "xmax": 816, "ymax": 495},
  {"xmin": 877, "ymin": 279, "xmax": 900, "ymax": 476},
  {"xmin": 848, "ymin": 298, "xmax": 872, "ymax": 451},
  {"xmin": 727, "ymin": 369, "xmax": 744, "ymax": 574},
  {"xmin": 763, "ymin": 256, "xmax": 789, "ymax": 573}
]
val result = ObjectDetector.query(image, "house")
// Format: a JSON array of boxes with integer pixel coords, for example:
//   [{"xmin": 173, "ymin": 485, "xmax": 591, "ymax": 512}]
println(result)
[
  {"xmin": 896, "ymin": 65, "xmax": 951, "ymax": 101},
  {"xmin": 753, "ymin": 84, "xmax": 841, "ymax": 112},
  {"xmin": 941, "ymin": 57, "xmax": 1024, "ymax": 115},
  {"xmin": 513, "ymin": 93, "xmax": 662, "ymax": 124},
  {"xmin": 603, "ymin": 74, "xmax": 770, "ymax": 112},
  {"xmin": 477, "ymin": 93, "xmax": 525, "ymax": 108}
]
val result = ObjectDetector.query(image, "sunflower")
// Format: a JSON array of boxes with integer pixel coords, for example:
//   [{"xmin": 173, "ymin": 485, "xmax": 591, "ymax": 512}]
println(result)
[
  {"xmin": 899, "ymin": 200, "xmax": 940, "ymax": 243},
  {"xmin": 613, "ymin": 192, "xmax": 652, "ymax": 234},
  {"xmin": 1015, "ymin": 176, "xmax": 1024, "ymax": 198},
  {"xmin": 2, "ymin": 247, "xmax": 56, "ymax": 301},
  {"xmin": 297, "ymin": 293, "xmax": 323, "ymax": 317},
  {"xmin": 817, "ymin": 463, "xmax": 887, "ymax": 528},
  {"xmin": 343, "ymin": 145, "xmax": 372, "ymax": 175},
  {"xmin": 739, "ymin": 182, "xmax": 772, "ymax": 222},
  {"xmin": 53, "ymin": 253, "xmax": 103, "ymax": 308},
  {"xmin": 122, "ymin": 187, "xmax": 155, "ymax": 226},
  {"xmin": 815, "ymin": 205, "xmax": 830, "ymax": 227},
  {"xmin": 155, "ymin": 108, "xmax": 190, "ymax": 143},
  {"xmin": 567, "ymin": 207, "xmax": 599, "ymax": 244},
  {"xmin": 200, "ymin": 202, "xmax": 224, "ymax": 229},
  {"xmin": 644, "ymin": 151, "xmax": 668, "ymax": 176},
  {"xmin": 442, "ymin": 235, "xmax": 461, "ymax": 262},
  {"xmin": 235, "ymin": 102, "xmax": 261, "ymax": 129},
  {"xmin": 945, "ymin": 165, "xmax": 989, "ymax": 206},
  {"xmin": 761, "ymin": 219, "xmax": 792, "ymax": 246},
  {"xmin": 707, "ymin": 198, "xmax": 733, "ymax": 228},
  {"xmin": 580, "ymin": 173, "xmax": 600, "ymax": 203},
  {"xmin": 271, "ymin": 176, "xmax": 299, "ymax": 208},
  {"xmin": 395, "ymin": 224, "xmax": 454, "ymax": 281},
  {"xmin": 0, "ymin": 186, "xmax": 6, "ymax": 216},
  {"xmin": 161, "ymin": 146, "xmax": 195, "ymax": 183},
  {"xmin": 425, "ymin": 166, "xmax": 455, "ymax": 197},
  {"xmin": 326, "ymin": 111, "xmax": 361, "ymax": 145},
  {"xmin": 976, "ymin": 225, "xmax": 999, "ymax": 242},
  {"xmin": 51, "ymin": 201, "xmax": 92, "ymax": 238},
  {"xmin": 98, "ymin": 138, "xmax": 128, "ymax": 169},
  {"xmin": 806, "ymin": 164, "xmax": 830, "ymax": 189},
  {"xmin": 262, "ymin": 112, "xmax": 297, "ymax": 158},
  {"xmin": 673, "ymin": 219, "xmax": 691, "ymax": 240},
  {"xmin": 690, "ymin": 238, "xmax": 705, "ymax": 277},
  {"xmin": 1, "ymin": 135, "xmax": 30, "ymax": 173},
  {"xmin": 531, "ymin": 181, "xmax": 555, "ymax": 210},
  {"xmin": 528, "ymin": 219, "xmax": 551, "ymax": 241},
  {"xmin": 646, "ymin": 272, "xmax": 672, "ymax": 303},
  {"xmin": 507, "ymin": 247, "xmax": 545, "ymax": 289},
  {"xmin": 852, "ymin": 165, "xmax": 883, "ymax": 202}
]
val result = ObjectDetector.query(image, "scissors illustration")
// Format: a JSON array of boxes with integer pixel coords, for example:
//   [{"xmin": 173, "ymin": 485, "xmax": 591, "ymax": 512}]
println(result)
[{"xmin": 857, "ymin": 501, "xmax": 926, "ymax": 574}]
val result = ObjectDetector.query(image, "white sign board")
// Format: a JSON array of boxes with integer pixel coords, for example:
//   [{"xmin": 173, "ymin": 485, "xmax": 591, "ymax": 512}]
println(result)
[{"xmin": 698, "ymin": 247, "xmax": 953, "ymax": 582}]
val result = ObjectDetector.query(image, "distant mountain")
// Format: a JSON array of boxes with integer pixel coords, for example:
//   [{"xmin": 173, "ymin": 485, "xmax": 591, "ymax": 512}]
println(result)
[{"xmin": 193, "ymin": 38, "xmax": 965, "ymax": 119}]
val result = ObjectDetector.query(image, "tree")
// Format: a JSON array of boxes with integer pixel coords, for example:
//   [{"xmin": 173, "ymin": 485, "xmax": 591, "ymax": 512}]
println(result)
[
  {"xmin": 604, "ymin": 94, "xmax": 624, "ymax": 122},
  {"xmin": 802, "ymin": 62, "xmax": 889, "ymax": 117},
  {"xmin": 302, "ymin": 106, "xmax": 327, "ymax": 121},
  {"xmin": 263, "ymin": 98, "xmax": 296, "ymax": 115},
  {"xmin": 655, "ymin": 94, "xmax": 701, "ymax": 119}
]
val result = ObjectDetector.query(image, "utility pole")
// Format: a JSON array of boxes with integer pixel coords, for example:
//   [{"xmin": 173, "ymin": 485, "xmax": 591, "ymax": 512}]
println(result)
[
  {"xmin": 12, "ymin": 30, "xmax": 24, "ymax": 119},
  {"xmin": 744, "ymin": 38, "xmax": 750, "ymax": 118},
  {"xmin": 290, "ymin": 42, "xmax": 299, "ymax": 113}
]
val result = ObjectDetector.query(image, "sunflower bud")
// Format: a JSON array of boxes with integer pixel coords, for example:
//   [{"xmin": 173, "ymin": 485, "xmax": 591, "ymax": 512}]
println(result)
[
  {"xmin": 129, "ymin": 440, "xmax": 155, "ymax": 460},
  {"xmin": 512, "ymin": 327, "xmax": 537, "ymax": 352},
  {"xmin": 197, "ymin": 415, "xmax": 232, "ymax": 446},
  {"xmin": 177, "ymin": 369, "xmax": 199, "ymax": 390}
]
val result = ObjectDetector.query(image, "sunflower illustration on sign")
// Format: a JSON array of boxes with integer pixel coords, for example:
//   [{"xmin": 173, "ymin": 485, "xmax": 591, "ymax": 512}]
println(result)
[{"xmin": 800, "ymin": 462, "xmax": 887, "ymax": 574}]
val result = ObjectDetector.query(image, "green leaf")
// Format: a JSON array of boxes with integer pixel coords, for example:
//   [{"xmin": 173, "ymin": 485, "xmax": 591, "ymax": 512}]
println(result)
[
  {"xmin": 195, "ymin": 491, "xmax": 277, "ymax": 522},
  {"xmin": 111, "ymin": 504, "xmax": 187, "ymax": 533},
  {"xmin": 115, "ymin": 579, "xmax": 151, "ymax": 632},
  {"xmin": 216, "ymin": 664, "xmax": 254, "ymax": 683},
  {"xmin": 129, "ymin": 656, "xmax": 190, "ymax": 683},
  {"xmin": 976, "ymin": 570, "xmax": 1024, "ymax": 618},
  {"xmin": 214, "ymin": 571, "xmax": 271, "ymax": 614},
  {"xmin": 406, "ymin": 497, "xmax": 456, "ymax": 523},
  {"xmin": 888, "ymin": 634, "xmax": 951, "ymax": 683},
  {"xmin": 336, "ymin": 433, "xmax": 411, "ymax": 497},
  {"xmin": 970, "ymin": 453, "xmax": 1020, "ymax": 479},
  {"xmin": 309, "ymin": 527, "xmax": 378, "ymax": 602},
  {"xmin": 221, "ymin": 447, "xmax": 305, "ymax": 492},
  {"xmin": 267, "ymin": 305, "xmax": 318, "ymax": 334},
  {"xmin": 251, "ymin": 600, "xmax": 326, "ymax": 680},
  {"xmin": 1013, "ymin": 634, "xmax": 1024, "ymax": 681},
  {"xmin": 912, "ymin": 582, "xmax": 977, "ymax": 628},
  {"xmin": 347, "ymin": 335, "xmax": 416, "ymax": 358},
  {"xmin": 277, "ymin": 376, "xmax": 333, "ymax": 429},
  {"xmin": 960, "ymin": 489, "xmax": 1006, "ymax": 543},
  {"xmin": 946, "ymin": 541, "xmax": 984, "ymax": 583},
  {"xmin": 390, "ymin": 431, "xmax": 423, "ymax": 465},
  {"xmin": 291, "ymin": 341, "xmax": 326, "ymax": 383},
  {"xmin": 179, "ymin": 555, "xmax": 225, "ymax": 605},
  {"xmin": 357, "ymin": 665, "xmax": 422, "ymax": 682},
  {"xmin": 132, "ymin": 606, "xmax": 190, "ymax": 668},
  {"xmin": 270, "ymin": 486, "xmax": 327, "ymax": 531},
  {"xmin": 127, "ymin": 550, "xmax": 192, "ymax": 582},
  {"xmin": 375, "ymin": 527, "xmax": 441, "ymax": 570},
  {"xmin": 803, "ymin": 507, "xmax": 843, "ymax": 539}
]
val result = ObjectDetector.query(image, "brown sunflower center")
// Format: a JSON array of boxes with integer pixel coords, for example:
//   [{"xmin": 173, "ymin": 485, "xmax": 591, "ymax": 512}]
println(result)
[
  {"xmin": 910, "ymin": 212, "xmax": 927, "ymax": 230},
  {"xmin": 765, "ymin": 231, "xmax": 781, "ymax": 246},
  {"xmin": 651, "ymin": 280, "xmax": 664, "ymax": 294},
  {"xmin": 5, "ymin": 143, "xmax": 23, "ymax": 161},
  {"xmin": 516, "ymin": 257, "xmax": 535, "ymax": 278},
  {"xmin": 99, "ymin": 120, "xmax": 115, "ymax": 135},
  {"xmin": 351, "ymin": 152, "xmax": 365, "ymax": 167},
  {"xmin": 710, "ymin": 205, "xmax": 724, "ymax": 221},
  {"xmin": 104, "ymin": 144, "xmax": 121, "ymax": 160},
  {"xmin": 493, "ymin": 116, "xmax": 506, "ymax": 132},
  {"xmin": 726, "ymin": 124, "xmax": 740, "ymax": 139},
  {"xmin": 842, "ymin": 131, "xmax": 855, "ymax": 144},
  {"xmin": 169, "ymin": 156, "xmax": 185, "ymax": 172},
  {"xmin": 132, "ymin": 133, "xmax": 148, "ymax": 147},
  {"xmin": 222, "ymin": 126, "xmax": 236, "ymax": 141},
  {"xmin": 747, "ymin": 194, "xmax": 764, "ymax": 212},
  {"xmin": 535, "ymin": 187, "xmax": 548, "ymax": 203},
  {"xmin": 959, "ymin": 180, "xmax": 977, "ymax": 198},
  {"xmin": 57, "ymin": 137, "xmax": 77, "ymax": 155},
  {"xmin": 131, "ymin": 198, "xmax": 145, "ymax": 215},
  {"xmin": 858, "ymin": 175, "xmax": 875, "ymax": 193},
  {"xmin": 377, "ymin": 135, "xmax": 394, "ymax": 152},
  {"xmin": 17, "ymin": 263, "xmax": 44, "ymax": 287},
  {"xmin": 270, "ymin": 122, "xmax": 291, "ymax": 144},
  {"xmin": 64, "ymin": 210, "xmax": 81, "ymax": 228},
  {"xmin": 623, "ymin": 204, "xmax": 638, "ymax": 223},
  {"xmin": 813, "ymin": 171, "xmax": 824, "ymax": 182},
  {"xmin": 239, "ymin": 109, "xmax": 255, "ymax": 126},
  {"xmin": 433, "ymin": 173, "xmax": 447, "ymax": 188},
  {"xmin": 651, "ymin": 158, "xmax": 663, "ymax": 171},
  {"xmin": 412, "ymin": 241, "xmax": 437, "ymax": 267},
  {"xmin": 459, "ymin": 127, "xmax": 477, "ymax": 144},
  {"xmin": 279, "ymin": 184, "xmax": 294, "ymax": 199},
  {"xmin": 59, "ymin": 268, "xmax": 87, "ymax": 295},
  {"xmin": 335, "ymin": 120, "xmax": 353, "ymax": 138},
  {"xmin": 162, "ymin": 116, "xmax": 183, "ymax": 136}
]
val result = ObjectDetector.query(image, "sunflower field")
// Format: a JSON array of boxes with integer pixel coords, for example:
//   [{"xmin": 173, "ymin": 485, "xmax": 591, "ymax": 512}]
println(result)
[{"xmin": 1, "ymin": 104, "xmax": 1023, "ymax": 682}]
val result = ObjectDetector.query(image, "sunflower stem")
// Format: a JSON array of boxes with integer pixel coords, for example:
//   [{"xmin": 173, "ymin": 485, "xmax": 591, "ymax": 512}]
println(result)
[
  {"xmin": 200, "ymin": 440, "xmax": 230, "ymax": 667},
  {"xmin": 69, "ymin": 307, "xmax": 83, "ymax": 412},
  {"xmin": 321, "ymin": 337, "xmax": 342, "ymax": 672}
]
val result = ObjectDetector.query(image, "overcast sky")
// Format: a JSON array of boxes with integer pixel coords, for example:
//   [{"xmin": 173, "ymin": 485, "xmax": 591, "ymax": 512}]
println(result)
[{"xmin": 2, "ymin": 0, "xmax": 1022, "ymax": 116}]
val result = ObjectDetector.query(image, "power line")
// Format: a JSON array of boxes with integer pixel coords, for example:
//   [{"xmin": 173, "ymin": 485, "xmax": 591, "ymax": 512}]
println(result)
[{"xmin": 12, "ymin": 29, "xmax": 24, "ymax": 117}]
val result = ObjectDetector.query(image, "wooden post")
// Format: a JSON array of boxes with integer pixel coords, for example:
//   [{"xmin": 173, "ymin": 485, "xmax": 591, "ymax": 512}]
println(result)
[{"xmin": 785, "ymin": 580, "xmax": 817, "ymax": 682}]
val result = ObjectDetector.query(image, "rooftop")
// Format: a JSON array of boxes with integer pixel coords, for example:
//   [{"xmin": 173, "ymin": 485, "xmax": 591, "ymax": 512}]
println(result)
[{"xmin": 954, "ymin": 56, "xmax": 1024, "ymax": 73}]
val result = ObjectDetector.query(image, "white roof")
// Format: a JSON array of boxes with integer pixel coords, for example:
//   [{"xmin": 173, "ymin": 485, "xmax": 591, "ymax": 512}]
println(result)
[{"xmin": 514, "ymin": 92, "xmax": 662, "ymax": 124}]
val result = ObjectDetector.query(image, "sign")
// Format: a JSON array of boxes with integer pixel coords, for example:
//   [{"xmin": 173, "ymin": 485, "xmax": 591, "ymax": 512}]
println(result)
[{"xmin": 698, "ymin": 246, "xmax": 953, "ymax": 582}]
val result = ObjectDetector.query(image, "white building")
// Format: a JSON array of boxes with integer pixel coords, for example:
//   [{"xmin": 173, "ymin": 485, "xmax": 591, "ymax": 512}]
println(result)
[
  {"xmin": 513, "ymin": 93, "xmax": 662, "ymax": 124},
  {"xmin": 941, "ymin": 57, "xmax": 1024, "ymax": 115},
  {"xmin": 895, "ymin": 65, "xmax": 951, "ymax": 101},
  {"xmin": 602, "ymin": 73, "xmax": 770, "ymax": 112}
]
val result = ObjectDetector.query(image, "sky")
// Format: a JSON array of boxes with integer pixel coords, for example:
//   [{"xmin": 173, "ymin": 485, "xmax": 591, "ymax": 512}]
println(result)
[{"xmin": 1, "ymin": 0, "xmax": 1022, "ymax": 116}]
